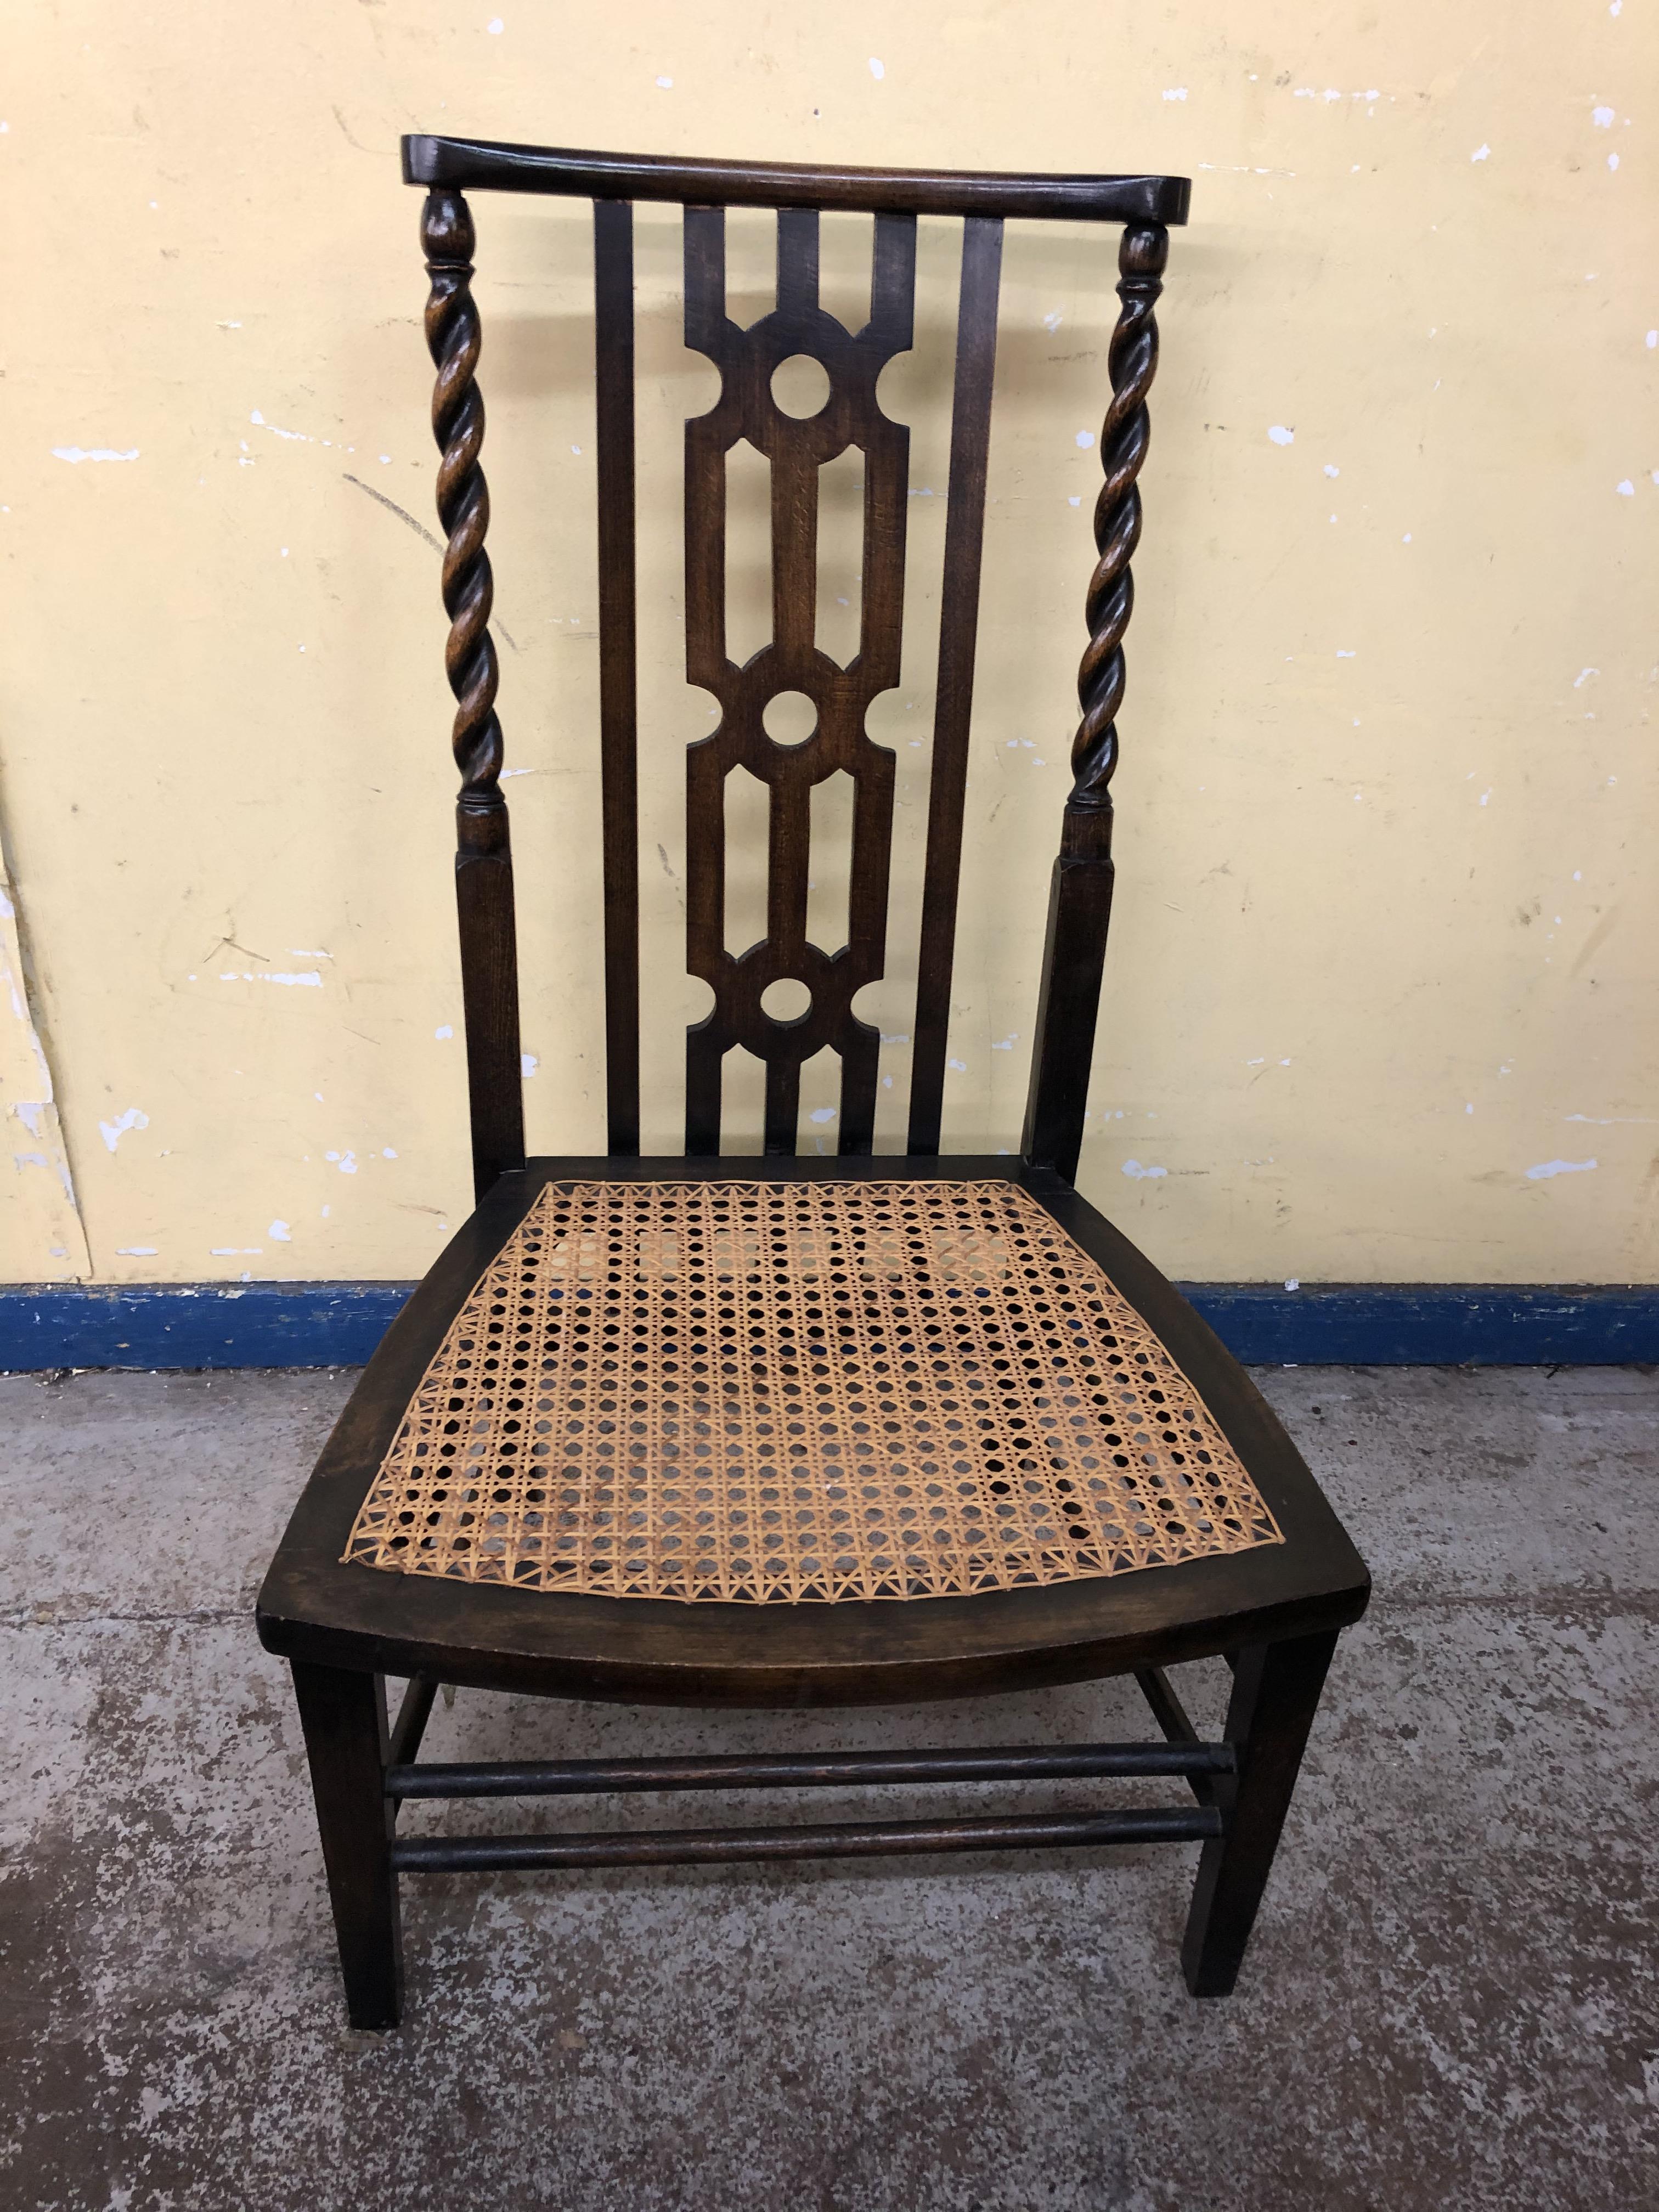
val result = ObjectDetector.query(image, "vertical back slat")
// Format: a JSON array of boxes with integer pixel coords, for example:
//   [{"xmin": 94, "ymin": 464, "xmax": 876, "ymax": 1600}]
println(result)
[
  {"xmin": 906, "ymin": 215, "xmax": 1004, "ymax": 1157},
  {"xmin": 593, "ymin": 198, "xmax": 640, "ymax": 1155},
  {"xmin": 682, "ymin": 204, "xmax": 730, "ymax": 1155}
]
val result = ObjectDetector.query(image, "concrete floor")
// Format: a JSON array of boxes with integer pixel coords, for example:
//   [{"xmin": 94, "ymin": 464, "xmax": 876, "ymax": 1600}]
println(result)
[{"xmin": 2, "ymin": 1365, "xmax": 1655, "ymax": 2211}]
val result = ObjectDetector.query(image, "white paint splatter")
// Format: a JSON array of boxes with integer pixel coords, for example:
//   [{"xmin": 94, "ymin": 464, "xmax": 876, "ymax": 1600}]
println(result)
[
  {"xmin": 947, "ymin": 1058, "xmax": 967, "ymax": 1072},
  {"xmin": 1042, "ymin": 310, "xmax": 1063, "ymax": 331},
  {"xmin": 521, "ymin": 1053, "xmax": 539, "ymax": 1077},
  {"xmin": 879, "ymin": 1032, "xmax": 910, "ymax": 1046},
  {"xmin": 991, "ymin": 1035, "xmax": 1019, "ymax": 1051},
  {"xmin": 1609, "ymin": 153, "xmax": 1621, "ymax": 171},
  {"xmin": 1524, "ymin": 1158, "xmax": 1598, "ymax": 1180},
  {"xmin": 1121, "ymin": 1160, "xmax": 1167, "ymax": 1180},
  {"xmin": 53, "ymin": 447, "xmax": 139, "ymax": 464},
  {"xmin": 1471, "ymin": 144, "xmax": 1490, "ymax": 162},
  {"xmin": 1267, "ymin": 425, "xmax": 1294, "ymax": 446},
  {"xmin": 251, "ymin": 409, "xmax": 312, "ymax": 443},
  {"xmin": 1284, "ymin": 1278, "xmax": 1301, "ymax": 1291},
  {"xmin": 99, "ymin": 1107, "xmax": 149, "ymax": 1154},
  {"xmin": 868, "ymin": 57, "xmax": 884, "ymax": 79},
  {"xmin": 487, "ymin": 16, "xmax": 504, "ymax": 31},
  {"xmin": 656, "ymin": 75, "xmax": 673, "ymax": 88},
  {"xmin": 116, "ymin": 1246, "xmax": 159, "ymax": 1257},
  {"xmin": 1075, "ymin": 430, "xmax": 1095, "ymax": 448},
  {"xmin": 1323, "ymin": 464, "xmax": 1340, "ymax": 478},
  {"xmin": 269, "ymin": 1220, "xmax": 292, "ymax": 1242},
  {"xmin": 1647, "ymin": 331, "xmax": 1657, "ymax": 348},
  {"xmin": 434, "ymin": 1024, "xmax": 454, "ymax": 1040},
  {"xmin": 808, "ymin": 1107, "xmax": 836, "ymax": 1124},
  {"xmin": 1617, "ymin": 479, "xmax": 1635, "ymax": 495},
  {"xmin": 1592, "ymin": 105, "xmax": 1615, "ymax": 128},
  {"xmin": 382, "ymin": 1147, "xmax": 398, "ymax": 1159},
  {"xmin": 1163, "ymin": 88, "xmax": 1187, "ymax": 101},
  {"xmin": 216, "ymin": 970, "xmax": 323, "ymax": 987},
  {"xmin": 1573, "ymin": 667, "xmax": 1599, "ymax": 688}
]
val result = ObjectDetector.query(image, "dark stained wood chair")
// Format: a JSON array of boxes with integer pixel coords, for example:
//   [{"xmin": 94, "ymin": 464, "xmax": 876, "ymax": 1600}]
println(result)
[{"xmin": 257, "ymin": 135, "xmax": 1370, "ymax": 2029}]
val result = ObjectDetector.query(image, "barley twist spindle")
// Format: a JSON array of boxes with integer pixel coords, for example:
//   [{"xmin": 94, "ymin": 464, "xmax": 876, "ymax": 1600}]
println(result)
[
  {"xmin": 422, "ymin": 187, "xmax": 503, "ymax": 833},
  {"xmin": 1069, "ymin": 222, "xmax": 1167, "ymax": 814},
  {"xmin": 1022, "ymin": 219, "xmax": 1171, "ymax": 1181},
  {"xmin": 420, "ymin": 185, "xmax": 523, "ymax": 1199}
]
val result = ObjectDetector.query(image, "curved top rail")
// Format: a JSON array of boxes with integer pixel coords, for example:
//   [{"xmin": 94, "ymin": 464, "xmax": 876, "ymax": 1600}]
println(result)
[{"xmin": 402, "ymin": 136, "xmax": 1190, "ymax": 226}]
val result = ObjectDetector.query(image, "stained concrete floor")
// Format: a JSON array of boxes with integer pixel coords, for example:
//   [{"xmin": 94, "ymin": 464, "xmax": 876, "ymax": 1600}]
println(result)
[{"xmin": 2, "ymin": 1363, "xmax": 1655, "ymax": 2210}]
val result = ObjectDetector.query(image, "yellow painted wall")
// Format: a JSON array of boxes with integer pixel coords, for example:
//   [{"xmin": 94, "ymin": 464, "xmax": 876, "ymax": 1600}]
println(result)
[{"xmin": 3, "ymin": 3, "xmax": 1654, "ymax": 1290}]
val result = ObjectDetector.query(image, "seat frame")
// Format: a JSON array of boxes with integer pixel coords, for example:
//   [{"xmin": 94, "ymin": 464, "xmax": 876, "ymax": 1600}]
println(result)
[{"xmin": 256, "ymin": 139, "xmax": 1370, "ymax": 2030}]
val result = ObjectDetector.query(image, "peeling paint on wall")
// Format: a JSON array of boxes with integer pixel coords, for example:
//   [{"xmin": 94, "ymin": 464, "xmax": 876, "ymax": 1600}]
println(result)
[{"xmin": 0, "ymin": 867, "xmax": 91, "ymax": 1281}]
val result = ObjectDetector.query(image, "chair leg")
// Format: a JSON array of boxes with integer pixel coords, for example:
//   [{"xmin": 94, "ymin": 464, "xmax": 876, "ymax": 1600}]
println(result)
[
  {"xmin": 290, "ymin": 1660, "xmax": 404, "ymax": 2029},
  {"xmin": 1180, "ymin": 1630, "xmax": 1339, "ymax": 1999}
]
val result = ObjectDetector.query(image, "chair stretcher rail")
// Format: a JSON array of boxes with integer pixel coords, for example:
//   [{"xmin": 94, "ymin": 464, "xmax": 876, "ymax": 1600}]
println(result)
[
  {"xmin": 391, "ymin": 1804, "xmax": 1222, "ymax": 1873},
  {"xmin": 385, "ymin": 1741, "xmax": 1237, "ymax": 1801}
]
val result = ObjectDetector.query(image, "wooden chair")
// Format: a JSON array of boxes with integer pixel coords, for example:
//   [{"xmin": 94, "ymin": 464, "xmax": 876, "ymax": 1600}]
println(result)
[{"xmin": 257, "ymin": 135, "xmax": 1370, "ymax": 2029}]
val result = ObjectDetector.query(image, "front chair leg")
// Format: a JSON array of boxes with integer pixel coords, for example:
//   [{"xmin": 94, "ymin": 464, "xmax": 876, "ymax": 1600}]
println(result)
[
  {"xmin": 1181, "ymin": 1630, "xmax": 1339, "ymax": 1999},
  {"xmin": 291, "ymin": 1660, "xmax": 404, "ymax": 2029}
]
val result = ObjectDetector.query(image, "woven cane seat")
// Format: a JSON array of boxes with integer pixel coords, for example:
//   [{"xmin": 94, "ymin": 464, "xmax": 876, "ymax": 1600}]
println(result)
[{"xmin": 343, "ymin": 1179, "xmax": 1281, "ymax": 1605}]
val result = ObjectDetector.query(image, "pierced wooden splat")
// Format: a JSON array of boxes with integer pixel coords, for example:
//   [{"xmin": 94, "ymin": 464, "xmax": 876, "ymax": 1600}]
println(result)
[{"xmin": 682, "ymin": 206, "xmax": 917, "ymax": 1156}]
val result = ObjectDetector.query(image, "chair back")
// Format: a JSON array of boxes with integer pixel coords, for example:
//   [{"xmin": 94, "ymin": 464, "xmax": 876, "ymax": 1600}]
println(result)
[{"xmin": 405, "ymin": 136, "xmax": 1189, "ymax": 1196}]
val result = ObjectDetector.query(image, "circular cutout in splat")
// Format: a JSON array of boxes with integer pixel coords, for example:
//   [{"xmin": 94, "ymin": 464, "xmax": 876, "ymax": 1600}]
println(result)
[
  {"xmin": 761, "ymin": 690, "xmax": 817, "ymax": 744},
  {"xmin": 771, "ymin": 353, "xmax": 832, "ymax": 419},
  {"xmin": 760, "ymin": 977, "xmax": 812, "ymax": 1022}
]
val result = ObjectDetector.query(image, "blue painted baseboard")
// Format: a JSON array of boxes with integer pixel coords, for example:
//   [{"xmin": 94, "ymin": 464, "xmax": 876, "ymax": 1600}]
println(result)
[
  {"xmin": 0, "ymin": 1279, "xmax": 1654, "ymax": 1372},
  {"xmin": 1181, "ymin": 1284, "xmax": 1657, "ymax": 1366}
]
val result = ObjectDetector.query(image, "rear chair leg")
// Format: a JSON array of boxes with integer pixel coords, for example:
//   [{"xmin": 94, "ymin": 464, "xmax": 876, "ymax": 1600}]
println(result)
[
  {"xmin": 291, "ymin": 1660, "xmax": 403, "ymax": 2029},
  {"xmin": 1181, "ymin": 1630, "xmax": 1339, "ymax": 1999}
]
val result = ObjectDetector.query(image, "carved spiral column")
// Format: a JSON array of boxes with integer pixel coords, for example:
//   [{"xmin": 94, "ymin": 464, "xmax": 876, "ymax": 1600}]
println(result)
[
  {"xmin": 1023, "ymin": 220, "xmax": 1169, "ymax": 1182},
  {"xmin": 423, "ymin": 187, "xmax": 504, "ymax": 848},
  {"xmin": 1069, "ymin": 221, "xmax": 1167, "ymax": 823},
  {"xmin": 421, "ymin": 187, "xmax": 522, "ymax": 1197}
]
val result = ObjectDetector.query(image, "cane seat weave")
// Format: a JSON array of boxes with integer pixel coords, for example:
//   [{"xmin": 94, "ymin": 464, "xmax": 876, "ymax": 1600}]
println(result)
[{"xmin": 343, "ymin": 1179, "xmax": 1282, "ymax": 1604}]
